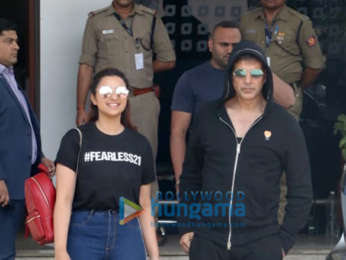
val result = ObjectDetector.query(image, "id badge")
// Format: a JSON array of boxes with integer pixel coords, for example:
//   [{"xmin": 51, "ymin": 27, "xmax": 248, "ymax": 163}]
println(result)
[{"xmin": 135, "ymin": 53, "xmax": 144, "ymax": 70}]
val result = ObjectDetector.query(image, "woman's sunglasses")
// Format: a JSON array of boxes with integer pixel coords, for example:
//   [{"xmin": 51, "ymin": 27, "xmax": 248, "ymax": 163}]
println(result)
[{"xmin": 98, "ymin": 86, "xmax": 129, "ymax": 99}]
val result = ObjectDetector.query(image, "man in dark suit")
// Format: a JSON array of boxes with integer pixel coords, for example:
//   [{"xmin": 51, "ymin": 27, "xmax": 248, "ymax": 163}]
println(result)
[{"xmin": 0, "ymin": 18, "xmax": 54, "ymax": 259}]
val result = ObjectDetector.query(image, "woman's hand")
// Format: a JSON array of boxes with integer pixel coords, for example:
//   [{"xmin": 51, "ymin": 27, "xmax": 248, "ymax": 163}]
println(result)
[
  {"xmin": 55, "ymin": 250, "xmax": 71, "ymax": 260},
  {"xmin": 139, "ymin": 184, "xmax": 160, "ymax": 260}
]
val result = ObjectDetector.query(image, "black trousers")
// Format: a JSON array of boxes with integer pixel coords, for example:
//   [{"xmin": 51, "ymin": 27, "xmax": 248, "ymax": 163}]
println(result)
[{"xmin": 189, "ymin": 234, "xmax": 283, "ymax": 260}]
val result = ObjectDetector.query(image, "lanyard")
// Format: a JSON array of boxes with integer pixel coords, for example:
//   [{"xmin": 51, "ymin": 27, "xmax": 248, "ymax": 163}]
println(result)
[
  {"xmin": 113, "ymin": 12, "xmax": 133, "ymax": 37},
  {"xmin": 265, "ymin": 24, "xmax": 279, "ymax": 48}
]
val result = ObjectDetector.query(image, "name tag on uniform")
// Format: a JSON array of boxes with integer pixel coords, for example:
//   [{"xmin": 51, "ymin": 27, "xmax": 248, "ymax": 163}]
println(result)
[
  {"xmin": 102, "ymin": 29, "xmax": 114, "ymax": 35},
  {"xmin": 135, "ymin": 53, "xmax": 144, "ymax": 70}
]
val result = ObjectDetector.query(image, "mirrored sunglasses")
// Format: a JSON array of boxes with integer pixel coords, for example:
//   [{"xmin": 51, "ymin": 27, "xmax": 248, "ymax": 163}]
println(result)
[
  {"xmin": 98, "ymin": 86, "xmax": 129, "ymax": 98},
  {"xmin": 233, "ymin": 68, "xmax": 264, "ymax": 78}
]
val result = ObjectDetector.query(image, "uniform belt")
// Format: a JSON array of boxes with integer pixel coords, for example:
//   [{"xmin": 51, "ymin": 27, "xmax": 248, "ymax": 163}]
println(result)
[{"xmin": 132, "ymin": 86, "xmax": 154, "ymax": 96}]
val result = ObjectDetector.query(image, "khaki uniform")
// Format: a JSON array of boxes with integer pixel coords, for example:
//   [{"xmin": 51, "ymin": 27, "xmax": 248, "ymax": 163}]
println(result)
[
  {"xmin": 80, "ymin": 4, "xmax": 176, "ymax": 197},
  {"xmin": 80, "ymin": 3, "xmax": 175, "ymax": 155},
  {"xmin": 240, "ymin": 5, "xmax": 324, "ymax": 118}
]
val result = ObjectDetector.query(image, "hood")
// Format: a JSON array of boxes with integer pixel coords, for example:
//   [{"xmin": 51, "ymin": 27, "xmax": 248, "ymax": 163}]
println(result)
[{"xmin": 222, "ymin": 40, "xmax": 273, "ymax": 102}]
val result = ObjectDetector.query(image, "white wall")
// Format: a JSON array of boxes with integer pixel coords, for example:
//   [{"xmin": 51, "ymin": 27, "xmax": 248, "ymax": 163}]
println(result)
[
  {"xmin": 39, "ymin": 1, "xmax": 246, "ymax": 159},
  {"xmin": 40, "ymin": 0, "xmax": 109, "ymax": 159}
]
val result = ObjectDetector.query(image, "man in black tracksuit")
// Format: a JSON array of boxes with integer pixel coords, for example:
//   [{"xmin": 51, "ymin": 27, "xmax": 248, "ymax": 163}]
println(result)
[{"xmin": 178, "ymin": 40, "xmax": 312, "ymax": 260}]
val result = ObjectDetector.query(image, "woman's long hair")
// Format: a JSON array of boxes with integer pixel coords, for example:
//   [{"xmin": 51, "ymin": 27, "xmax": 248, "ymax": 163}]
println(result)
[{"xmin": 89, "ymin": 68, "xmax": 136, "ymax": 130}]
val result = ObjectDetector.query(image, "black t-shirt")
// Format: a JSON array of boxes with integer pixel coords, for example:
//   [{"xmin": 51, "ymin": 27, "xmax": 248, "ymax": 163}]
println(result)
[{"xmin": 55, "ymin": 122, "xmax": 155, "ymax": 211}]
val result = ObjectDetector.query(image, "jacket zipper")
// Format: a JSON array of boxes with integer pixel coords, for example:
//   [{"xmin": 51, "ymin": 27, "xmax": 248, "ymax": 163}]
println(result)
[{"xmin": 218, "ymin": 115, "xmax": 263, "ymax": 250}]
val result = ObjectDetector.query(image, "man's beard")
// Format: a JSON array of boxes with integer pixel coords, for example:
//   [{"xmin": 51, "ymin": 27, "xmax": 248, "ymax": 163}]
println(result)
[{"xmin": 216, "ymin": 60, "xmax": 227, "ymax": 69}]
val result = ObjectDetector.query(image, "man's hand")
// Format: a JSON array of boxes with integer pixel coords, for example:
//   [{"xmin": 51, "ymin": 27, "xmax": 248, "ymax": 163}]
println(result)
[
  {"xmin": 180, "ymin": 232, "xmax": 194, "ymax": 254},
  {"xmin": 170, "ymin": 111, "xmax": 192, "ymax": 194},
  {"xmin": 0, "ymin": 180, "xmax": 9, "ymax": 207},
  {"xmin": 76, "ymin": 109, "xmax": 88, "ymax": 126},
  {"xmin": 41, "ymin": 157, "xmax": 55, "ymax": 177}
]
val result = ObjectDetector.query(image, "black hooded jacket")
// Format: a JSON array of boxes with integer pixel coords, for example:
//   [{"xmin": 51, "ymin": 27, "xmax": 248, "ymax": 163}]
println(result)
[{"xmin": 179, "ymin": 41, "xmax": 312, "ymax": 253}]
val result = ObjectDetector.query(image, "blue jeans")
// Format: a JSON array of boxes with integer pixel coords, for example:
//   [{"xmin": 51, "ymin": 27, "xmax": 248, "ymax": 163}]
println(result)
[
  {"xmin": 67, "ymin": 210, "xmax": 146, "ymax": 260},
  {"xmin": 0, "ymin": 200, "xmax": 26, "ymax": 260}
]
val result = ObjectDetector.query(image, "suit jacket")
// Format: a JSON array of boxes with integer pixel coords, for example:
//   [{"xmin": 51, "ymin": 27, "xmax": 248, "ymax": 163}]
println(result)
[{"xmin": 0, "ymin": 74, "xmax": 42, "ymax": 200}]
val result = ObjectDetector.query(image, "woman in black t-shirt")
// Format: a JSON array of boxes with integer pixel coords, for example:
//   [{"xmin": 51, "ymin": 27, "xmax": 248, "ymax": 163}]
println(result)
[{"xmin": 53, "ymin": 68, "xmax": 159, "ymax": 260}]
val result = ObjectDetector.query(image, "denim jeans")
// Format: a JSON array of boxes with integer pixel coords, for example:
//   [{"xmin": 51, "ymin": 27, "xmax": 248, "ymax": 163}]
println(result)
[
  {"xmin": 0, "ymin": 200, "xmax": 26, "ymax": 260},
  {"xmin": 67, "ymin": 210, "xmax": 146, "ymax": 260}
]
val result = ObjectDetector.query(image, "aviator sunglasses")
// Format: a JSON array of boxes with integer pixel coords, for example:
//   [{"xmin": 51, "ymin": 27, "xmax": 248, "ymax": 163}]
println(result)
[
  {"xmin": 233, "ymin": 68, "xmax": 264, "ymax": 78},
  {"xmin": 98, "ymin": 86, "xmax": 129, "ymax": 98}
]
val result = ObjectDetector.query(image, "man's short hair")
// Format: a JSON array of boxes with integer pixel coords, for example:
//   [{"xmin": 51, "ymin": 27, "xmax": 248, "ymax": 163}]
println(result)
[
  {"xmin": 210, "ymin": 20, "xmax": 239, "ymax": 38},
  {"xmin": 0, "ymin": 18, "xmax": 17, "ymax": 36}
]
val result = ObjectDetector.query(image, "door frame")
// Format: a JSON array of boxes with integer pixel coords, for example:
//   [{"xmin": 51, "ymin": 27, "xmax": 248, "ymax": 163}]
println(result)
[{"xmin": 28, "ymin": 0, "xmax": 40, "ymax": 115}]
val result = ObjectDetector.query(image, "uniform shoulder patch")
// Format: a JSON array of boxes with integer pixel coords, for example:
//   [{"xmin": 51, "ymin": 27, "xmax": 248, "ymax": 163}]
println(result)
[
  {"xmin": 306, "ymin": 36, "xmax": 317, "ymax": 47},
  {"xmin": 88, "ymin": 6, "xmax": 109, "ymax": 17}
]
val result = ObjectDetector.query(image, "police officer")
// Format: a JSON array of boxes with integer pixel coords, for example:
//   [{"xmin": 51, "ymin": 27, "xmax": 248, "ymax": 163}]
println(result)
[
  {"xmin": 77, "ymin": 0, "xmax": 175, "ymax": 157},
  {"xmin": 239, "ymin": 0, "xmax": 324, "ymax": 225},
  {"xmin": 240, "ymin": 0, "xmax": 324, "ymax": 119}
]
